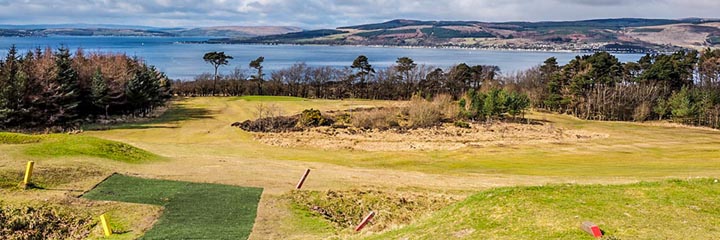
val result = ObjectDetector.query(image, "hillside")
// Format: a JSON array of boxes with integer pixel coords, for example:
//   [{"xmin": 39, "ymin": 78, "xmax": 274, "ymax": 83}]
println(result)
[
  {"xmin": 0, "ymin": 24, "xmax": 301, "ymax": 37},
  {"xmin": 225, "ymin": 18, "xmax": 720, "ymax": 53}
]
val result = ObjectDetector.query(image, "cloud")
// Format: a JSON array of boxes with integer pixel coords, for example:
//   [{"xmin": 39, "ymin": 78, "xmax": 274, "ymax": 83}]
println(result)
[{"xmin": 0, "ymin": 0, "xmax": 717, "ymax": 28}]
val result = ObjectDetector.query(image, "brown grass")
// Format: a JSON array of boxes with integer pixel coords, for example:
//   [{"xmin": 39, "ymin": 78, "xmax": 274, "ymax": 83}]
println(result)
[{"xmin": 255, "ymin": 121, "xmax": 606, "ymax": 151}]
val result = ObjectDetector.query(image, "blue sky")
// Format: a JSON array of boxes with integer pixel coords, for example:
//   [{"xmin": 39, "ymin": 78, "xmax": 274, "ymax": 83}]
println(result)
[{"xmin": 0, "ymin": 0, "xmax": 718, "ymax": 28}]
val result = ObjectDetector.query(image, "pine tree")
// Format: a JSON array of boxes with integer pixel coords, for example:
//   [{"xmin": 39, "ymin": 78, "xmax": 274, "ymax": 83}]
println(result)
[
  {"xmin": 51, "ymin": 46, "xmax": 81, "ymax": 125},
  {"xmin": 90, "ymin": 69, "xmax": 110, "ymax": 118}
]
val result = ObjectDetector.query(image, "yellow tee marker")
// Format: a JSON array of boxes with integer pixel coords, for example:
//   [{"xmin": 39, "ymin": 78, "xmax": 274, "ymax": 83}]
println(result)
[
  {"xmin": 22, "ymin": 161, "xmax": 34, "ymax": 187},
  {"xmin": 100, "ymin": 214, "xmax": 112, "ymax": 236}
]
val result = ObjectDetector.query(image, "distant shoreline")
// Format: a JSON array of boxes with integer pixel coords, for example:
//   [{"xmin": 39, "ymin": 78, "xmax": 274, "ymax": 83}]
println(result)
[{"xmin": 178, "ymin": 41, "xmax": 654, "ymax": 54}]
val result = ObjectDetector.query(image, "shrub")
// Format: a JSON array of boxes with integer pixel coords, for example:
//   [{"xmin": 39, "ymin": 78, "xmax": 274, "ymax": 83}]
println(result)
[
  {"xmin": 633, "ymin": 101, "xmax": 652, "ymax": 122},
  {"xmin": 297, "ymin": 109, "xmax": 332, "ymax": 127},
  {"xmin": 454, "ymin": 120, "xmax": 471, "ymax": 128},
  {"xmin": 407, "ymin": 95, "xmax": 442, "ymax": 128},
  {"xmin": 351, "ymin": 108, "xmax": 395, "ymax": 130},
  {"xmin": 433, "ymin": 94, "xmax": 460, "ymax": 120},
  {"xmin": 0, "ymin": 204, "xmax": 93, "ymax": 239}
]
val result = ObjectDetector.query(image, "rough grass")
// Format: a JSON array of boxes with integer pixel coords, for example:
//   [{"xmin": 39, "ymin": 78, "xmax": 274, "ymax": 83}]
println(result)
[
  {"xmin": 0, "ymin": 166, "xmax": 104, "ymax": 190},
  {"xmin": 22, "ymin": 135, "xmax": 162, "ymax": 163},
  {"xmin": 82, "ymin": 174, "xmax": 264, "ymax": 239},
  {"xmin": 0, "ymin": 202, "xmax": 94, "ymax": 239},
  {"xmin": 369, "ymin": 179, "xmax": 720, "ymax": 240},
  {"xmin": 0, "ymin": 132, "xmax": 45, "ymax": 144},
  {"xmin": 287, "ymin": 189, "xmax": 455, "ymax": 233},
  {"xmin": 232, "ymin": 95, "xmax": 307, "ymax": 102}
]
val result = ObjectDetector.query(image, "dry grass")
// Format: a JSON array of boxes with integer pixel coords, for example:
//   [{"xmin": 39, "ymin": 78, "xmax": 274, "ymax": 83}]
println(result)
[{"xmin": 255, "ymin": 122, "xmax": 605, "ymax": 151}]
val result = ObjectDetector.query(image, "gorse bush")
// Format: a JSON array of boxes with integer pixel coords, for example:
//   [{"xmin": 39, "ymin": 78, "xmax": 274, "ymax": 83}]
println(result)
[
  {"xmin": 297, "ymin": 108, "xmax": 332, "ymax": 127},
  {"xmin": 0, "ymin": 46, "xmax": 171, "ymax": 130}
]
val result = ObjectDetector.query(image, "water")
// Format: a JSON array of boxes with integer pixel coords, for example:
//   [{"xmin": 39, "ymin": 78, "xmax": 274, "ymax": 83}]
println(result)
[{"xmin": 0, "ymin": 36, "xmax": 645, "ymax": 80}]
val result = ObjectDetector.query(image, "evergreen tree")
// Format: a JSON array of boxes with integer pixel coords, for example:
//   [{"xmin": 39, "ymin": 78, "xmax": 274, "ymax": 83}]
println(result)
[
  {"xmin": 50, "ymin": 47, "xmax": 81, "ymax": 125},
  {"xmin": 90, "ymin": 69, "xmax": 110, "ymax": 117}
]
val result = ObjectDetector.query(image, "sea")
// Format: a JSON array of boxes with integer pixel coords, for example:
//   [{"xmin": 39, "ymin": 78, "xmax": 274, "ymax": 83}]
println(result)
[{"xmin": 0, "ymin": 36, "xmax": 645, "ymax": 80}]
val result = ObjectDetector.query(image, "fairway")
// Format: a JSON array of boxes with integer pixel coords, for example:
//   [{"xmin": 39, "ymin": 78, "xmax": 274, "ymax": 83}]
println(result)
[
  {"xmin": 82, "ymin": 174, "xmax": 263, "ymax": 239},
  {"xmin": 2, "ymin": 96, "xmax": 720, "ymax": 239}
]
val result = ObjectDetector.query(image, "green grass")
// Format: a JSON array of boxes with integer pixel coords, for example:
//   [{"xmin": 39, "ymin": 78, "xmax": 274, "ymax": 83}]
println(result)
[
  {"xmin": 22, "ymin": 135, "xmax": 162, "ymax": 163},
  {"xmin": 369, "ymin": 179, "xmax": 720, "ymax": 239},
  {"xmin": 0, "ymin": 132, "xmax": 45, "ymax": 144},
  {"xmin": 232, "ymin": 95, "xmax": 307, "ymax": 102},
  {"xmin": 82, "ymin": 174, "xmax": 263, "ymax": 239}
]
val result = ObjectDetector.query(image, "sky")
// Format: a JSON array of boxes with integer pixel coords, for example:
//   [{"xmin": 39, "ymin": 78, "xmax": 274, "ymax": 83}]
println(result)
[{"xmin": 0, "ymin": 0, "xmax": 718, "ymax": 29}]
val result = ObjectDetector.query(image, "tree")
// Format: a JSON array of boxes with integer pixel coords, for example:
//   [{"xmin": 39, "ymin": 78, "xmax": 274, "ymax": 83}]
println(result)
[
  {"xmin": 249, "ymin": 56, "xmax": 265, "ymax": 95},
  {"xmin": 351, "ymin": 55, "xmax": 375, "ymax": 98},
  {"xmin": 249, "ymin": 56, "xmax": 265, "ymax": 80},
  {"xmin": 90, "ymin": 69, "xmax": 110, "ymax": 118},
  {"xmin": 203, "ymin": 51, "xmax": 233, "ymax": 94},
  {"xmin": 52, "ymin": 46, "xmax": 81, "ymax": 125},
  {"xmin": 395, "ymin": 57, "xmax": 417, "ymax": 97}
]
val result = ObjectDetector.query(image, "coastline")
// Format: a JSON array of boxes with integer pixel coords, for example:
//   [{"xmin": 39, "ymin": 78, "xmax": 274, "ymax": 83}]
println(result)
[{"xmin": 176, "ymin": 41, "xmax": 654, "ymax": 54}]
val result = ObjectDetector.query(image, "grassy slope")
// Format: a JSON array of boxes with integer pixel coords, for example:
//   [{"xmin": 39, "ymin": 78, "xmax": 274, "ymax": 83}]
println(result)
[
  {"xmin": 368, "ymin": 179, "xmax": 720, "ymax": 240},
  {"xmin": 82, "ymin": 174, "xmax": 263, "ymax": 239}
]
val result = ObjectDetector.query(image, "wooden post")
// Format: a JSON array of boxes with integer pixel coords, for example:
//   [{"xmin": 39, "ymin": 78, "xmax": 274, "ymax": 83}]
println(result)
[
  {"xmin": 295, "ymin": 169, "xmax": 310, "ymax": 189},
  {"xmin": 354, "ymin": 211, "xmax": 375, "ymax": 231},
  {"xmin": 100, "ymin": 214, "xmax": 112, "ymax": 237},
  {"xmin": 22, "ymin": 161, "xmax": 34, "ymax": 188},
  {"xmin": 580, "ymin": 221, "xmax": 602, "ymax": 238}
]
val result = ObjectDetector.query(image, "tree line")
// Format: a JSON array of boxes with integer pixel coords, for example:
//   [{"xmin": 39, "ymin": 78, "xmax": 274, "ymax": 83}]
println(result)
[
  {"xmin": 0, "ymin": 46, "xmax": 171, "ymax": 130},
  {"xmin": 174, "ymin": 53, "xmax": 501, "ymax": 100},
  {"xmin": 508, "ymin": 49, "xmax": 720, "ymax": 129}
]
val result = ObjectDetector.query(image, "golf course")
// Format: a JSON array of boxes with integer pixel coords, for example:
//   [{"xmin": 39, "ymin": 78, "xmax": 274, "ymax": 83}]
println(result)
[{"xmin": 1, "ymin": 96, "xmax": 719, "ymax": 239}]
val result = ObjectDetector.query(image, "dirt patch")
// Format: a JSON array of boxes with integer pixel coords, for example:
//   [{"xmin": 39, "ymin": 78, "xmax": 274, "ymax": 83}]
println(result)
[{"xmin": 255, "ymin": 122, "xmax": 607, "ymax": 151}]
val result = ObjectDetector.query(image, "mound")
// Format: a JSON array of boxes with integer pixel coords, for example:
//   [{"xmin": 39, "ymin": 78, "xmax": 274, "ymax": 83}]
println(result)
[
  {"xmin": 370, "ymin": 179, "xmax": 720, "ymax": 239},
  {"xmin": 256, "ymin": 122, "xmax": 606, "ymax": 151},
  {"xmin": 23, "ymin": 135, "xmax": 162, "ymax": 163}
]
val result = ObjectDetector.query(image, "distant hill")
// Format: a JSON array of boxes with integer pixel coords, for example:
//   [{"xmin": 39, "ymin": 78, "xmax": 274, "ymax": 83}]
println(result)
[
  {"xmin": 0, "ymin": 24, "xmax": 302, "ymax": 38},
  {"xmin": 220, "ymin": 18, "xmax": 720, "ymax": 53}
]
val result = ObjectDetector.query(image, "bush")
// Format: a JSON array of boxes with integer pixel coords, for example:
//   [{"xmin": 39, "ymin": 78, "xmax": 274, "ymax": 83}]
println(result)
[
  {"xmin": 407, "ymin": 95, "xmax": 442, "ymax": 128},
  {"xmin": 0, "ymin": 204, "xmax": 93, "ymax": 239},
  {"xmin": 454, "ymin": 120, "xmax": 471, "ymax": 128},
  {"xmin": 297, "ymin": 109, "xmax": 332, "ymax": 127},
  {"xmin": 351, "ymin": 108, "xmax": 395, "ymax": 130},
  {"xmin": 633, "ymin": 101, "xmax": 652, "ymax": 122}
]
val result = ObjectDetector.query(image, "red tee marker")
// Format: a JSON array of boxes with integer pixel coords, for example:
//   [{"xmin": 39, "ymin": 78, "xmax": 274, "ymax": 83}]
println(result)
[
  {"xmin": 295, "ymin": 169, "xmax": 311, "ymax": 189},
  {"xmin": 354, "ymin": 211, "xmax": 375, "ymax": 231},
  {"xmin": 581, "ymin": 221, "xmax": 603, "ymax": 238}
]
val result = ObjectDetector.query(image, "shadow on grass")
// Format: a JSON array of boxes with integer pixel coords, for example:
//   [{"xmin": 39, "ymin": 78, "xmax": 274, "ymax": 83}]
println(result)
[{"xmin": 87, "ymin": 104, "xmax": 216, "ymax": 131}]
